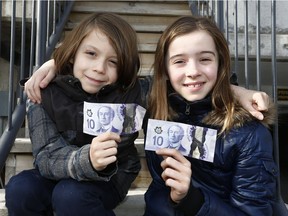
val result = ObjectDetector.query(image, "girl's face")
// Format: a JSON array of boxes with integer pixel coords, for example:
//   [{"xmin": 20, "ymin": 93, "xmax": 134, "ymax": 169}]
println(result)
[
  {"xmin": 167, "ymin": 30, "xmax": 218, "ymax": 102},
  {"xmin": 73, "ymin": 29, "xmax": 118, "ymax": 94}
]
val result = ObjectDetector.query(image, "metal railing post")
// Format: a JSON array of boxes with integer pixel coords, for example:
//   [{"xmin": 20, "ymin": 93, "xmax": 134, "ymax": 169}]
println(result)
[{"xmin": 0, "ymin": 0, "xmax": 74, "ymax": 179}]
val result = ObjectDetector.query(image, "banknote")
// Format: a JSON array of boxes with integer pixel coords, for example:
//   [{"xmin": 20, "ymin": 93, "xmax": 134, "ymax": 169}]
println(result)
[
  {"xmin": 145, "ymin": 119, "xmax": 217, "ymax": 162},
  {"xmin": 83, "ymin": 102, "xmax": 146, "ymax": 136}
]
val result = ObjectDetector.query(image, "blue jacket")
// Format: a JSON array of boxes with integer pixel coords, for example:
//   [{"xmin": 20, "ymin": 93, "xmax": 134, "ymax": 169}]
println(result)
[{"xmin": 144, "ymin": 91, "xmax": 277, "ymax": 216}]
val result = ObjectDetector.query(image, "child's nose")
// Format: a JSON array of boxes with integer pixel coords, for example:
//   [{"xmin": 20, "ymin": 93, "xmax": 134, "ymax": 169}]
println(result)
[
  {"xmin": 186, "ymin": 61, "xmax": 200, "ymax": 78},
  {"xmin": 92, "ymin": 60, "xmax": 105, "ymax": 73}
]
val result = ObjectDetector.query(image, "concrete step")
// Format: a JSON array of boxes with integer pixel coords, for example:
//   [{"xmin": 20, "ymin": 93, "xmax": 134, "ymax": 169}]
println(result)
[
  {"xmin": 5, "ymin": 138, "xmax": 152, "ymax": 188},
  {"xmin": 114, "ymin": 188, "xmax": 146, "ymax": 216},
  {"xmin": 0, "ymin": 190, "xmax": 7, "ymax": 216},
  {"xmin": 0, "ymin": 188, "xmax": 146, "ymax": 216}
]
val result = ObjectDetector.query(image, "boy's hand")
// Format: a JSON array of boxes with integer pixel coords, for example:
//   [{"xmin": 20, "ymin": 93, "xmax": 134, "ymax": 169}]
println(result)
[{"xmin": 89, "ymin": 132, "xmax": 121, "ymax": 171}]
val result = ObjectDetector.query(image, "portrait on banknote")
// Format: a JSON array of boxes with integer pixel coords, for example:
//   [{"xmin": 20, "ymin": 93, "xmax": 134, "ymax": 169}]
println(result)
[
  {"xmin": 95, "ymin": 105, "xmax": 120, "ymax": 133},
  {"xmin": 166, "ymin": 125, "xmax": 190, "ymax": 155}
]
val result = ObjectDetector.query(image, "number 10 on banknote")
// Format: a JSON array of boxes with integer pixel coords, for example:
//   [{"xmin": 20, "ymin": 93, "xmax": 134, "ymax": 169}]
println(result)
[{"xmin": 145, "ymin": 119, "xmax": 217, "ymax": 162}]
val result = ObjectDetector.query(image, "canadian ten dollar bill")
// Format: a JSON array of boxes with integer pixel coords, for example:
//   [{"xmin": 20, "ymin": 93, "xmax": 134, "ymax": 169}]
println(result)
[
  {"xmin": 145, "ymin": 119, "xmax": 217, "ymax": 162},
  {"xmin": 83, "ymin": 102, "xmax": 146, "ymax": 136}
]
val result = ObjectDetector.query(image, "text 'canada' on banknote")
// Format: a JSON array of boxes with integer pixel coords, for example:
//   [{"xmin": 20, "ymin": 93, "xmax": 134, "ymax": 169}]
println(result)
[
  {"xmin": 145, "ymin": 119, "xmax": 217, "ymax": 163},
  {"xmin": 83, "ymin": 102, "xmax": 146, "ymax": 136}
]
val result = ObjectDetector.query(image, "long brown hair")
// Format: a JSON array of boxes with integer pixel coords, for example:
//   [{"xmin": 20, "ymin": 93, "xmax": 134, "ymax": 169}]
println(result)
[
  {"xmin": 148, "ymin": 16, "xmax": 267, "ymax": 133},
  {"xmin": 52, "ymin": 12, "xmax": 140, "ymax": 89}
]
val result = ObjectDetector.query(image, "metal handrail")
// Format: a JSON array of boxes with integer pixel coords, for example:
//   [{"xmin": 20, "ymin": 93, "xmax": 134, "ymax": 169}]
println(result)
[{"xmin": 0, "ymin": 0, "xmax": 74, "ymax": 174}]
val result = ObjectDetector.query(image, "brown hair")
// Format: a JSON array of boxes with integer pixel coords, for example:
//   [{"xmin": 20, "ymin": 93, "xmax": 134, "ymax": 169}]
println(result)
[
  {"xmin": 52, "ymin": 12, "xmax": 140, "ymax": 89},
  {"xmin": 148, "ymin": 16, "xmax": 266, "ymax": 133}
]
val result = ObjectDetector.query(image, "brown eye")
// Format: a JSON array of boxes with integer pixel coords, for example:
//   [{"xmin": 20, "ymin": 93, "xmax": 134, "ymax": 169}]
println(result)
[
  {"xmin": 86, "ymin": 51, "xmax": 96, "ymax": 56},
  {"xmin": 174, "ymin": 60, "xmax": 185, "ymax": 64},
  {"xmin": 109, "ymin": 60, "xmax": 118, "ymax": 65},
  {"xmin": 201, "ymin": 58, "xmax": 211, "ymax": 61}
]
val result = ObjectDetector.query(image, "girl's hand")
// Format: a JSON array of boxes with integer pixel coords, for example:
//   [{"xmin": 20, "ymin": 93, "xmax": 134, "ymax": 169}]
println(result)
[
  {"xmin": 25, "ymin": 59, "xmax": 56, "ymax": 104},
  {"xmin": 89, "ymin": 132, "xmax": 121, "ymax": 171},
  {"xmin": 156, "ymin": 148, "xmax": 192, "ymax": 203},
  {"xmin": 231, "ymin": 85, "xmax": 270, "ymax": 120}
]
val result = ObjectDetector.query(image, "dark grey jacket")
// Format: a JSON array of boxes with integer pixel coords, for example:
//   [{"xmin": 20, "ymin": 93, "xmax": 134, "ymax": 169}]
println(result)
[{"xmin": 27, "ymin": 75, "xmax": 146, "ymax": 199}]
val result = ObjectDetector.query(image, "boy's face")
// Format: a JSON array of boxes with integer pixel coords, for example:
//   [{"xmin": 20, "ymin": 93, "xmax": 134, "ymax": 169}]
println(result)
[
  {"xmin": 73, "ymin": 29, "xmax": 118, "ymax": 94},
  {"xmin": 166, "ymin": 30, "xmax": 218, "ymax": 102}
]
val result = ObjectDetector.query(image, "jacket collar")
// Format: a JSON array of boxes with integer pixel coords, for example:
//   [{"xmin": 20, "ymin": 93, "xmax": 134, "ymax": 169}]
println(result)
[
  {"xmin": 52, "ymin": 75, "xmax": 121, "ymax": 101},
  {"xmin": 167, "ymin": 82, "xmax": 212, "ymax": 123}
]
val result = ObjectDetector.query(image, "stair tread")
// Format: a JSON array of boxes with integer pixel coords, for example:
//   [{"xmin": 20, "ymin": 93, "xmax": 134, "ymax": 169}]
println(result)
[
  {"xmin": 72, "ymin": 1, "xmax": 191, "ymax": 16},
  {"xmin": 12, "ymin": 138, "xmax": 145, "ymax": 152}
]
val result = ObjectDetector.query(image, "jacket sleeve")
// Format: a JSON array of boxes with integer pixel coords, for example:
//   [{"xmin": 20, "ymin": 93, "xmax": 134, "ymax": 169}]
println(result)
[
  {"xmin": 190, "ymin": 124, "xmax": 277, "ymax": 216},
  {"xmin": 27, "ymin": 101, "xmax": 117, "ymax": 181}
]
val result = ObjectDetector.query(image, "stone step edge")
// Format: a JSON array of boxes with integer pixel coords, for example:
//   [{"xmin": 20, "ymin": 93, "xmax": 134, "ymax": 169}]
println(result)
[{"xmin": 12, "ymin": 138, "xmax": 145, "ymax": 154}]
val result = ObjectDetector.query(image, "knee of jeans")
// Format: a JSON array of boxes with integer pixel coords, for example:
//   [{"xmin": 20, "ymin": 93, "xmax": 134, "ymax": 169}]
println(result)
[
  {"xmin": 5, "ymin": 174, "xmax": 40, "ymax": 210},
  {"xmin": 144, "ymin": 186, "xmax": 178, "ymax": 216},
  {"xmin": 52, "ymin": 180, "xmax": 85, "ymax": 206},
  {"xmin": 6, "ymin": 174, "xmax": 38, "ymax": 199}
]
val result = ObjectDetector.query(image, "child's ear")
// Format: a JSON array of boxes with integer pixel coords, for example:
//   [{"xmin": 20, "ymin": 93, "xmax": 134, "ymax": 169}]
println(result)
[{"xmin": 70, "ymin": 58, "xmax": 74, "ymax": 64}]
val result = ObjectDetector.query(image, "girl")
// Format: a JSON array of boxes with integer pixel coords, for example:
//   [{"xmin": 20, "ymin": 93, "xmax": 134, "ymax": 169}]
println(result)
[
  {"xmin": 144, "ymin": 16, "xmax": 277, "ymax": 216},
  {"xmin": 6, "ymin": 12, "xmax": 144, "ymax": 216}
]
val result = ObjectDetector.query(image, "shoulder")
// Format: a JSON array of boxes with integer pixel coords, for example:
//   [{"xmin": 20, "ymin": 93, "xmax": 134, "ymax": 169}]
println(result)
[
  {"xmin": 111, "ymin": 126, "xmax": 120, "ymax": 133},
  {"xmin": 232, "ymin": 120, "xmax": 272, "ymax": 139},
  {"xmin": 111, "ymin": 79, "xmax": 146, "ymax": 106},
  {"xmin": 41, "ymin": 78, "xmax": 65, "ymax": 100},
  {"xmin": 227, "ymin": 121, "xmax": 274, "ymax": 154},
  {"xmin": 42, "ymin": 75, "xmax": 88, "ymax": 102}
]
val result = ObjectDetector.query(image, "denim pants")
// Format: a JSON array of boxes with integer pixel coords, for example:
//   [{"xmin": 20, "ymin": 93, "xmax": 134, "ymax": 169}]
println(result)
[
  {"xmin": 5, "ymin": 169, "xmax": 121, "ymax": 216},
  {"xmin": 143, "ymin": 181, "xmax": 184, "ymax": 216}
]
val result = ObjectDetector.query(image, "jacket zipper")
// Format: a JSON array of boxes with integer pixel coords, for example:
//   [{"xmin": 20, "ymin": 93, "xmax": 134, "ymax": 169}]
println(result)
[{"xmin": 185, "ymin": 104, "xmax": 190, "ymax": 115}]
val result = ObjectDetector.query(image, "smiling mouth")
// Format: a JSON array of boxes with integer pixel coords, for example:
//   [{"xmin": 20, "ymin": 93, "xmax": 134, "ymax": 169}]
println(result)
[
  {"xmin": 86, "ymin": 76, "xmax": 104, "ymax": 84},
  {"xmin": 184, "ymin": 83, "xmax": 204, "ymax": 87}
]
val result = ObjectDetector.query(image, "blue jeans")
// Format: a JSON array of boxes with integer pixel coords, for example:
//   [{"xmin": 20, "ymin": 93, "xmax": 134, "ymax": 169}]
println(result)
[
  {"xmin": 5, "ymin": 169, "xmax": 121, "ymax": 216},
  {"xmin": 143, "ymin": 181, "xmax": 184, "ymax": 216}
]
